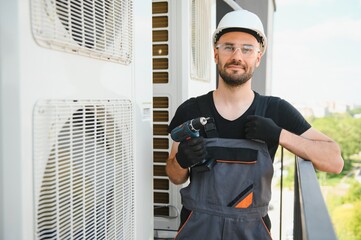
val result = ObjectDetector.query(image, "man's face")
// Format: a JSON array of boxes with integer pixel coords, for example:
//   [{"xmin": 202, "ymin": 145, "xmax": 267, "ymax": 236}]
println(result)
[{"xmin": 214, "ymin": 31, "xmax": 262, "ymax": 87}]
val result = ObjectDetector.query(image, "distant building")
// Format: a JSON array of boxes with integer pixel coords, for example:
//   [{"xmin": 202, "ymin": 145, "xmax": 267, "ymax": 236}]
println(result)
[
  {"xmin": 294, "ymin": 103, "xmax": 326, "ymax": 118},
  {"xmin": 294, "ymin": 101, "xmax": 359, "ymax": 118},
  {"xmin": 325, "ymin": 101, "xmax": 351, "ymax": 115}
]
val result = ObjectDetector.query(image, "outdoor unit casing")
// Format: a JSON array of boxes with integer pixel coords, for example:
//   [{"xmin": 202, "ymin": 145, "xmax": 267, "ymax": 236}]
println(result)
[
  {"xmin": 0, "ymin": 0, "xmax": 153, "ymax": 239},
  {"xmin": 152, "ymin": 0, "xmax": 216, "ymax": 236}
]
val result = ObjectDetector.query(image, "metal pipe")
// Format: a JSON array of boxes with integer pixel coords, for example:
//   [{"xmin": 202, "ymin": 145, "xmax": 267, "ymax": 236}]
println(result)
[
  {"xmin": 279, "ymin": 147, "xmax": 284, "ymax": 240},
  {"xmin": 223, "ymin": 0, "xmax": 242, "ymax": 10}
]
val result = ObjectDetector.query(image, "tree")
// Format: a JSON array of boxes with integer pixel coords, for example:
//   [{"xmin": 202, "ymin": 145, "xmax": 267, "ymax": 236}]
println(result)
[
  {"xmin": 331, "ymin": 182, "xmax": 361, "ymax": 239},
  {"xmin": 311, "ymin": 113, "xmax": 361, "ymax": 161}
]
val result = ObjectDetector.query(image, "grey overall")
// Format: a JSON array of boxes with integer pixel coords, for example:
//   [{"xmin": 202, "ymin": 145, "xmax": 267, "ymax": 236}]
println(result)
[{"xmin": 175, "ymin": 94, "xmax": 274, "ymax": 240}]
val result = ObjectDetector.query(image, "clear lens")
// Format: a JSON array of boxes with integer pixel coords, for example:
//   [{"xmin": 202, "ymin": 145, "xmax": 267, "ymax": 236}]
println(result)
[{"xmin": 216, "ymin": 43, "xmax": 260, "ymax": 57}]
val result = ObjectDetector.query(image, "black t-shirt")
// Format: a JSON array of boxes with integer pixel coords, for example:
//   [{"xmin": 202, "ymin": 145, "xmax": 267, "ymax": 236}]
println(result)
[
  {"xmin": 168, "ymin": 91, "xmax": 311, "ymax": 230},
  {"xmin": 168, "ymin": 91, "xmax": 311, "ymax": 160}
]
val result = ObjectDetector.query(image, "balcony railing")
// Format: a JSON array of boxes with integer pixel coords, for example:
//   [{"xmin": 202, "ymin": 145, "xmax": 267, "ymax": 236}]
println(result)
[{"xmin": 292, "ymin": 156, "xmax": 337, "ymax": 240}]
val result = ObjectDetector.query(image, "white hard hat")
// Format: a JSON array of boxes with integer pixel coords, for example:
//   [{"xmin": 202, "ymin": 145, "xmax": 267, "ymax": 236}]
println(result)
[{"xmin": 213, "ymin": 9, "xmax": 267, "ymax": 54}]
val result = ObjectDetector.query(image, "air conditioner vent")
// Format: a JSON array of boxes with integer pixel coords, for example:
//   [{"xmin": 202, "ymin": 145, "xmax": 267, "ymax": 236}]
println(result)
[
  {"xmin": 191, "ymin": 0, "xmax": 211, "ymax": 81},
  {"xmin": 31, "ymin": 0, "xmax": 133, "ymax": 64},
  {"xmin": 33, "ymin": 99, "xmax": 134, "ymax": 239}
]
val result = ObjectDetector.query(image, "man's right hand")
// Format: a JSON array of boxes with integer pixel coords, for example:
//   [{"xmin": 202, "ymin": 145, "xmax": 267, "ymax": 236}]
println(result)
[{"xmin": 176, "ymin": 137, "xmax": 206, "ymax": 169}]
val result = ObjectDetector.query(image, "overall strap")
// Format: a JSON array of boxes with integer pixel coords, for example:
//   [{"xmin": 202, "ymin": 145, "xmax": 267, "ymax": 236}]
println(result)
[
  {"xmin": 254, "ymin": 94, "xmax": 271, "ymax": 117},
  {"xmin": 196, "ymin": 93, "xmax": 219, "ymax": 138},
  {"xmin": 197, "ymin": 93, "xmax": 271, "ymax": 137}
]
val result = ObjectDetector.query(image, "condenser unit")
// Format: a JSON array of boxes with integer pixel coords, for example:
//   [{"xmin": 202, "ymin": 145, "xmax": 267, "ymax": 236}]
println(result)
[
  {"xmin": 0, "ymin": 0, "xmax": 153, "ymax": 239},
  {"xmin": 33, "ymin": 100, "xmax": 135, "ymax": 239}
]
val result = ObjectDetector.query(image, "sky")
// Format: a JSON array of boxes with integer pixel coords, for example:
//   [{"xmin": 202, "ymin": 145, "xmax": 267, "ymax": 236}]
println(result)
[{"xmin": 272, "ymin": 0, "xmax": 361, "ymax": 107}]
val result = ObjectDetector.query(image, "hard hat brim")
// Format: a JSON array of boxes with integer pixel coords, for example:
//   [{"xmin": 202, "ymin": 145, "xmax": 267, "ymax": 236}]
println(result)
[{"xmin": 214, "ymin": 27, "xmax": 263, "ymax": 45}]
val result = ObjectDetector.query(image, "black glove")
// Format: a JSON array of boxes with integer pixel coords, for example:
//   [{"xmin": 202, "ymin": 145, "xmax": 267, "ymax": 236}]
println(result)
[
  {"xmin": 176, "ymin": 137, "xmax": 206, "ymax": 168},
  {"xmin": 244, "ymin": 115, "xmax": 282, "ymax": 144}
]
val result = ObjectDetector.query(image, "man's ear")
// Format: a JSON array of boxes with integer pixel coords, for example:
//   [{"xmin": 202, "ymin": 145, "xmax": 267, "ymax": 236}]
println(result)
[
  {"xmin": 255, "ymin": 52, "xmax": 262, "ymax": 67},
  {"xmin": 213, "ymin": 47, "xmax": 219, "ymax": 64}
]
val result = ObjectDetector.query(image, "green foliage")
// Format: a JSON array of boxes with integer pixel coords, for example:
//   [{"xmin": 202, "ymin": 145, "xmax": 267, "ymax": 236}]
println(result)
[
  {"xmin": 298, "ymin": 112, "xmax": 361, "ymax": 239},
  {"xmin": 310, "ymin": 114, "xmax": 361, "ymax": 160},
  {"xmin": 281, "ymin": 112, "xmax": 361, "ymax": 238},
  {"xmin": 274, "ymin": 147, "xmax": 295, "ymax": 189},
  {"xmin": 350, "ymin": 201, "xmax": 361, "ymax": 239},
  {"xmin": 329, "ymin": 181, "xmax": 361, "ymax": 240},
  {"xmin": 343, "ymin": 181, "xmax": 361, "ymax": 203},
  {"xmin": 317, "ymin": 162, "xmax": 353, "ymax": 185},
  {"xmin": 332, "ymin": 205, "xmax": 356, "ymax": 240},
  {"xmin": 332, "ymin": 203, "xmax": 361, "ymax": 240},
  {"xmin": 349, "ymin": 106, "xmax": 361, "ymax": 116}
]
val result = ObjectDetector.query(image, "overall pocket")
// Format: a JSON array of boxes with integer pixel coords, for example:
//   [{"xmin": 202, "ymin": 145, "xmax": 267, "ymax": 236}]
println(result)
[
  {"xmin": 223, "ymin": 216, "xmax": 273, "ymax": 240},
  {"xmin": 175, "ymin": 211, "xmax": 223, "ymax": 240},
  {"xmin": 201, "ymin": 146, "xmax": 259, "ymax": 207},
  {"xmin": 228, "ymin": 183, "xmax": 254, "ymax": 208}
]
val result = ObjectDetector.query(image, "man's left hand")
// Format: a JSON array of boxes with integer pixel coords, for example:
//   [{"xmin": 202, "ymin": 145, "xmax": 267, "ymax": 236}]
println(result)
[{"xmin": 244, "ymin": 115, "xmax": 282, "ymax": 144}]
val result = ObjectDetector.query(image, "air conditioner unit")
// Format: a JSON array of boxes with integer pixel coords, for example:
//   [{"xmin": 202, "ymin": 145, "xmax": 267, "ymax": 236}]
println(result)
[
  {"xmin": 152, "ymin": 0, "xmax": 216, "ymax": 236},
  {"xmin": 0, "ymin": 0, "xmax": 153, "ymax": 239}
]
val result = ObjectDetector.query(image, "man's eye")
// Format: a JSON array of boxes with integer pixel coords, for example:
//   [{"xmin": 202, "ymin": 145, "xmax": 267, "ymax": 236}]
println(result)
[
  {"xmin": 223, "ymin": 46, "xmax": 234, "ymax": 51},
  {"xmin": 241, "ymin": 47, "xmax": 252, "ymax": 54}
]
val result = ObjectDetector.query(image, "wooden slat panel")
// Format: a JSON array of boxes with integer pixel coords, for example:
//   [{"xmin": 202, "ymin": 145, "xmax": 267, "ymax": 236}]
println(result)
[
  {"xmin": 153, "ymin": 72, "xmax": 169, "ymax": 84},
  {"xmin": 153, "ymin": 16, "xmax": 168, "ymax": 28},
  {"xmin": 153, "ymin": 151, "xmax": 168, "ymax": 163},
  {"xmin": 154, "ymin": 207, "xmax": 169, "ymax": 216},
  {"xmin": 153, "ymin": 30, "xmax": 168, "ymax": 42},
  {"xmin": 154, "ymin": 165, "xmax": 167, "ymax": 176},
  {"xmin": 153, "ymin": 110, "xmax": 168, "ymax": 122},
  {"xmin": 153, "ymin": 124, "xmax": 168, "ymax": 136},
  {"xmin": 153, "ymin": 44, "xmax": 168, "ymax": 56},
  {"xmin": 153, "ymin": 58, "xmax": 168, "ymax": 70},
  {"xmin": 152, "ymin": 1, "xmax": 171, "ymax": 219},
  {"xmin": 152, "ymin": 2, "xmax": 168, "ymax": 14},
  {"xmin": 154, "ymin": 192, "xmax": 169, "ymax": 204},
  {"xmin": 154, "ymin": 179, "xmax": 169, "ymax": 190},
  {"xmin": 153, "ymin": 97, "xmax": 169, "ymax": 108},
  {"xmin": 153, "ymin": 138, "xmax": 169, "ymax": 149}
]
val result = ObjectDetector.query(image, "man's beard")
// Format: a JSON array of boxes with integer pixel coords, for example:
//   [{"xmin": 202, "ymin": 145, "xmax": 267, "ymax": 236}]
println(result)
[{"xmin": 218, "ymin": 60, "xmax": 254, "ymax": 87}]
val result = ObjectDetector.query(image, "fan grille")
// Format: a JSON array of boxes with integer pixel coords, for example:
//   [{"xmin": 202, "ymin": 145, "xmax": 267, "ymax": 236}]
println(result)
[
  {"xmin": 31, "ymin": 0, "xmax": 133, "ymax": 64},
  {"xmin": 33, "ymin": 100, "xmax": 134, "ymax": 239},
  {"xmin": 191, "ymin": 0, "xmax": 211, "ymax": 81}
]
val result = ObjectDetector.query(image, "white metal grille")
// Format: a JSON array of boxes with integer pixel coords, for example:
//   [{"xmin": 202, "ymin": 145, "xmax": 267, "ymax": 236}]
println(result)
[
  {"xmin": 33, "ymin": 100, "xmax": 135, "ymax": 239},
  {"xmin": 31, "ymin": 0, "xmax": 133, "ymax": 64},
  {"xmin": 191, "ymin": 0, "xmax": 211, "ymax": 81}
]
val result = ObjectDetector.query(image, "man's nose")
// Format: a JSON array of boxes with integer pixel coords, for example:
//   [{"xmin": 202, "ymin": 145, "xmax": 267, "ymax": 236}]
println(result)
[{"xmin": 231, "ymin": 48, "xmax": 244, "ymax": 59}]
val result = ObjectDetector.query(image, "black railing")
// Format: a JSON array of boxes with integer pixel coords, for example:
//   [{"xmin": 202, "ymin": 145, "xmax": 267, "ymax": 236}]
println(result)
[{"xmin": 292, "ymin": 157, "xmax": 337, "ymax": 240}]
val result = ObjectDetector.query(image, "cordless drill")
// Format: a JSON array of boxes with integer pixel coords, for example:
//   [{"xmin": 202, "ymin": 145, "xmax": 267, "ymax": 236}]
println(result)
[
  {"xmin": 170, "ymin": 117, "xmax": 216, "ymax": 172},
  {"xmin": 170, "ymin": 117, "xmax": 208, "ymax": 142}
]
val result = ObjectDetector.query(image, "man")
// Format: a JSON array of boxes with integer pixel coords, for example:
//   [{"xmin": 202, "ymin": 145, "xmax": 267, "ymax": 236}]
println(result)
[{"xmin": 166, "ymin": 9, "xmax": 343, "ymax": 239}]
